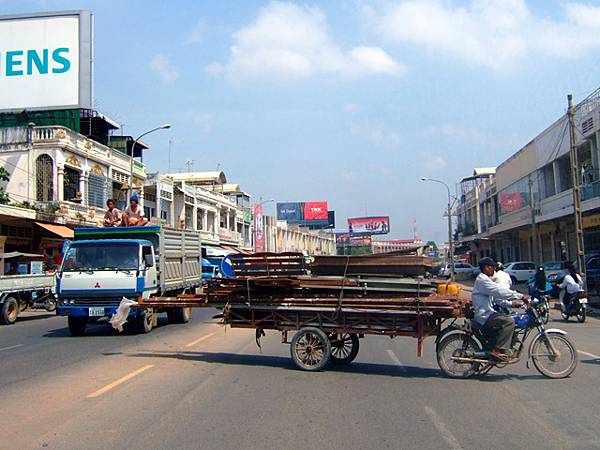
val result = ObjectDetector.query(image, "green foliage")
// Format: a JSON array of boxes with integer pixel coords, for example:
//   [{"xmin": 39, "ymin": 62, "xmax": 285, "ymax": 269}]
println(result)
[{"xmin": 0, "ymin": 167, "xmax": 10, "ymax": 204}]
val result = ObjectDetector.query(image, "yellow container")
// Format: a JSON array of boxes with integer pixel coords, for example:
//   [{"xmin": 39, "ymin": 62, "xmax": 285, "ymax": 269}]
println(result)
[
  {"xmin": 438, "ymin": 283, "xmax": 461, "ymax": 296},
  {"xmin": 437, "ymin": 283, "xmax": 448, "ymax": 295}
]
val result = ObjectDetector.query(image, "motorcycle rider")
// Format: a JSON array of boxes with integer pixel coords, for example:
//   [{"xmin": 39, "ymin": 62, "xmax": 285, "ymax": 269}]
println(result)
[
  {"xmin": 492, "ymin": 262, "xmax": 512, "ymax": 289},
  {"xmin": 529, "ymin": 266, "xmax": 552, "ymax": 298},
  {"xmin": 472, "ymin": 257, "xmax": 526, "ymax": 362},
  {"xmin": 559, "ymin": 262, "xmax": 584, "ymax": 315}
]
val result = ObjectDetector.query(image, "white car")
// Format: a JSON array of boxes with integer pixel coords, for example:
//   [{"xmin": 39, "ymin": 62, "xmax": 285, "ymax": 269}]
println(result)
[
  {"xmin": 440, "ymin": 262, "xmax": 476, "ymax": 278},
  {"xmin": 504, "ymin": 261, "xmax": 537, "ymax": 283}
]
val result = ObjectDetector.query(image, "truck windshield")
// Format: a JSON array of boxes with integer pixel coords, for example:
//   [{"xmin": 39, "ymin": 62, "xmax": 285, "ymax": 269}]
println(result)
[{"xmin": 62, "ymin": 243, "xmax": 139, "ymax": 272}]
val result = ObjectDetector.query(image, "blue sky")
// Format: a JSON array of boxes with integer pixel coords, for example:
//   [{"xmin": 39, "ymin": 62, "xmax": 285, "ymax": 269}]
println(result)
[{"xmin": 3, "ymin": 0, "xmax": 600, "ymax": 242}]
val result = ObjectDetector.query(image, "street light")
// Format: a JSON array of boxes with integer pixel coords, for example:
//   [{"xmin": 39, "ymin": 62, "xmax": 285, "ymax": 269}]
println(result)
[
  {"xmin": 128, "ymin": 123, "xmax": 171, "ymax": 197},
  {"xmin": 421, "ymin": 177, "xmax": 455, "ymax": 281}
]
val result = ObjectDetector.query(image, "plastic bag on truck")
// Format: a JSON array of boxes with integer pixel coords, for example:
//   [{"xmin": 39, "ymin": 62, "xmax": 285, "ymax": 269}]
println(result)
[{"xmin": 109, "ymin": 297, "xmax": 138, "ymax": 332}]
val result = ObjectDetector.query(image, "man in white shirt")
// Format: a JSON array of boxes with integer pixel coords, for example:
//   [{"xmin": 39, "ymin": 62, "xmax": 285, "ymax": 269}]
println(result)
[{"xmin": 472, "ymin": 257, "xmax": 526, "ymax": 362}]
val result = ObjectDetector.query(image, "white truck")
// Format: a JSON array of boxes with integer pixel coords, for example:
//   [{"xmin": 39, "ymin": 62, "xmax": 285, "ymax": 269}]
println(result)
[
  {"xmin": 56, "ymin": 225, "xmax": 201, "ymax": 336},
  {"xmin": 0, "ymin": 252, "xmax": 57, "ymax": 325}
]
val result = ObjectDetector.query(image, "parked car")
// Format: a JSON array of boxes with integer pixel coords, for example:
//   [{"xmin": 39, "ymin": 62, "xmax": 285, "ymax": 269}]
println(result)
[
  {"xmin": 428, "ymin": 264, "xmax": 444, "ymax": 278},
  {"xmin": 504, "ymin": 261, "xmax": 536, "ymax": 283},
  {"xmin": 542, "ymin": 261, "xmax": 569, "ymax": 277},
  {"xmin": 547, "ymin": 254, "xmax": 600, "ymax": 296},
  {"xmin": 439, "ymin": 262, "xmax": 476, "ymax": 278}
]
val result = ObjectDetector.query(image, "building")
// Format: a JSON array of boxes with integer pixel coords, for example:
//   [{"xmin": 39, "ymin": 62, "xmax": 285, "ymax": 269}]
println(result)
[
  {"xmin": 372, "ymin": 239, "xmax": 425, "ymax": 254},
  {"xmin": 0, "ymin": 114, "xmax": 148, "ymax": 271},
  {"xmin": 262, "ymin": 216, "xmax": 335, "ymax": 255},
  {"xmin": 455, "ymin": 92, "xmax": 600, "ymax": 265}
]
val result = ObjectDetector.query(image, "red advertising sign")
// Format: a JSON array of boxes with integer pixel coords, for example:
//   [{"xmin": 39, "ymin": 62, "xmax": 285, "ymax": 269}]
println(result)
[
  {"xmin": 254, "ymin": 204, "xmax": 264, "ymax": 253},
  {"xmin": 348, "ymin": 216, "xmax": 390, "ymax": 235},
  {"xmin": 303, "ymin": 201, "xmax": 328, "ymax": 220},
  {"xmin": 500, "ymin": 192, "xmax": 521, "ymax": 213}
]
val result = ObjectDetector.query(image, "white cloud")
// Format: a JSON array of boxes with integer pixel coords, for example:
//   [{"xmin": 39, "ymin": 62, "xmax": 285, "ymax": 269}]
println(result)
[
  {"xmin": 210, "ymin": 1, "xmax": 404, "ymax": 81},
  {"xmin": 350, "ymin": 121, "xmax": 401, "ymax": 146},
  {"xmin": 369, "ymin": 0, "xmax": 600, "ymax": 71},
  {"xmin": 150, "ymin": 54, "xmax": 179, "ymax": 83},
  {"xmin": 431, "ymin": 124, "xmax": 486, "ymax": 144},
  {"xmin": 419, "ymin": 152, "xmax": 447, "ymax": 171},
  {"xmin": 344, "ymin": 103, "xmax": 360, "ymax": 113},
  {"xmin": 185, "ymin": 19, "xmax": 206, "ymax": 45},
  {"xmin": 191, "ymin": 112, "xmax": 214, "ymax": 133}
]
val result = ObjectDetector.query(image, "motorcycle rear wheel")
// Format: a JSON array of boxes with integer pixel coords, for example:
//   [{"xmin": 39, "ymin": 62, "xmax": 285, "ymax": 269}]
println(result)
[
  {"xmin": 576, "ymin": 306, "xmax": 586, "ymax": 323},
  {"xmin": 437, "ymin": 333, "xmax": 481, "ymax": 379},
  {"xmin": 531, "ymin": 332, "xmax": 578, "ymax": 379}
]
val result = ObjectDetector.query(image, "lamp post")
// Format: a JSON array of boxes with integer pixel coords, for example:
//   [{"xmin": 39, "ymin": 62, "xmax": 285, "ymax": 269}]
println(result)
[
  {"xmin": 128, "ymin": 123, "xmax": 171, "ymax": 198},
  {"xmin": 421, "ymin": 177, "xmax": 455, "ymax": 281}
]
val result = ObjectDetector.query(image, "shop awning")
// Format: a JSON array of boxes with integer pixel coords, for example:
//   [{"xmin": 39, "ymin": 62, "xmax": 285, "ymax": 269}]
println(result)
[{"xmin": 34, "ymin": 222, "xmax": 74, "ymax": 239}]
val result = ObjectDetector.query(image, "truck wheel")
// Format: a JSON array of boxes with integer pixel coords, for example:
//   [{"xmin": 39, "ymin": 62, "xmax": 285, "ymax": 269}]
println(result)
[
  {"xmin": 167, "ymin": 307, "xmax": 191, "ymax": 324},
  {"xmin": 135, "ymin": 308, "xmax": 154, "ymax": 333},
  {"xmin": 290, "ymin": 327, "xmax": 331, "ymax": 371},
  {"xmin": 68, "ymin": 316, "xmax": 87, "ymax": 336},
  {"xmin": 0, "ymin": 296, "xmax": 19, "ymax": 325}
]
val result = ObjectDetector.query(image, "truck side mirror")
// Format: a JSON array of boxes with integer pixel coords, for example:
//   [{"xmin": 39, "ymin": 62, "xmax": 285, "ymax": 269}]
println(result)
[{"xmin": 144, "ymin": 253, "xmax": 154, "ymax": 267}]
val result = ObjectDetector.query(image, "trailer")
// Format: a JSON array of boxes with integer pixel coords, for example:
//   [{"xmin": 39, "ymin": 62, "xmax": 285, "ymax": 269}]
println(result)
[
  {"xmin": 56, "ymin": 225, "xmax": 202, "ymax": 335},
  {"xmin": 0, "ymin": 252, "xmax": 57, "ymax": 325},
  {"xmin": 138, "ymin": 254, "xmax": 463, "ymax": 371}
]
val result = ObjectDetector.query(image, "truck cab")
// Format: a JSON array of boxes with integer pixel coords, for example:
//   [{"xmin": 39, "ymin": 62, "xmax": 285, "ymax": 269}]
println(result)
[{"xmin": 56, "ymin": 226, "xmax": 201, "ymax": 336}]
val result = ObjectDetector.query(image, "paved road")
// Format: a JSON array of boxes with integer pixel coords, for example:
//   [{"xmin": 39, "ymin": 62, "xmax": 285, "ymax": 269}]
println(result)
[{"xmin": 2, "ymin": 309, "xmax": 600, "ymax": 450}]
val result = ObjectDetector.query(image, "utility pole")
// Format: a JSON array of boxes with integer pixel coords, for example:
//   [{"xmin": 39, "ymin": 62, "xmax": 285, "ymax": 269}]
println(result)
[
  {"xmin": 529, "ymin": 174, "xmax": 539, "ymax": 264},
  {"xmin": 567, "ymin": 94, "xmax": 586, "ymax": 276}
]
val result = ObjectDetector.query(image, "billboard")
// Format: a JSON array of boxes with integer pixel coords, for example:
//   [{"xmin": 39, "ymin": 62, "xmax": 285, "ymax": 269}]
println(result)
[
  {"xmin": 0, "ymin": 11, "xmax": 93, "ymax": 112},
  {"xmin": 277, "ymin": 202, "xmax": 303, "ymax": 223},
  {"xmin": 303, "ymin": 201, "xmax": 328, "ymax": 220},
  {"xmin": 254, "ymin": 204, "xmax": 264, "ymax": 252},
  {"xmin": 276, "ymin": 201, "xmax": 330, "ymax": 228},
  {"xmin": 336, "ymin": 233, "xmax": 372, "ymax": 247},
  {"xmin": 348, "ymin": 216, "xmax": 390, "ymax": 235}
]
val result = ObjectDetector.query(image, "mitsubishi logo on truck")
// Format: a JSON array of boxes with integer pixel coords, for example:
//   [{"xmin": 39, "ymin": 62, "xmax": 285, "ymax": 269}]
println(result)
[{"xmin": 94, "ymin": 282, "xmax": 101, "ymax": 288}]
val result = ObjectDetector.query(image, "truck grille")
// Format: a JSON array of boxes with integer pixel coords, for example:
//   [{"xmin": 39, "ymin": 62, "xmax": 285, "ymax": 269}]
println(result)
[{"xmin": 68, "ymin": 298, "xmax": 124, "ymax": 307}]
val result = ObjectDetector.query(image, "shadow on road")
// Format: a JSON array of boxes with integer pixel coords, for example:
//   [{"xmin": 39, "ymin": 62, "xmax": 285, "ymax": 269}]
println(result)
[
  {"xmin": 125, "ymin": 350, "xmax": 451, "ymax": 378},
  {"xmin": 14, "ymin": 313, "xmax": 56, "ymax": 322},
  {"xmin": 42, "ymin": 317, "xmax": 173, "ymax": 338},
  {"xmin": 580, "ymin": 358, "xmax": 600, "ymax": 365}
]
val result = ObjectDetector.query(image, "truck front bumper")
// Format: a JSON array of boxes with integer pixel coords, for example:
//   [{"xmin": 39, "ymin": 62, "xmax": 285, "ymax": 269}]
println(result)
[{"xmin": 57, "ymin": 305, "xmax": 144, "ymax": 318}]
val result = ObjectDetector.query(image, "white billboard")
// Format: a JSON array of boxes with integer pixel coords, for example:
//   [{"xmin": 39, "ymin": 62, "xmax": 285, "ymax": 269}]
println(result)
[{"xmin": 0, "ymin": 11, "xmax": 93, "ymax": 111}]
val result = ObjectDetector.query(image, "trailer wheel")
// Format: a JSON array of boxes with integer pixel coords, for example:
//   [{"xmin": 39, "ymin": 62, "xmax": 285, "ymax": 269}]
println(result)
[
  {"xmin": 290, "ymin": 327, "xmax": 331, "ymax": 371},
  {"xmin": 168, "ymin": 307, "xmax": 191, "ymax": 324},
  {"xmin": 0, "ymin": 296, "xmax": 19, "ymax": 325},
  {"xmin": 68, "ymin": 316, "xmax": 87, "ymax": 336},
  {"xmin": 328, "ymin": 333, "xmax": 359, "ymax": 365}
]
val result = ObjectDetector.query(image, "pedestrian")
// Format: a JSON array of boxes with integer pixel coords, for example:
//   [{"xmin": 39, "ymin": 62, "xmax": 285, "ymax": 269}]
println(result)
[
  {"xmin": 123, "ymin": 194, "xmax": 148, "ymax": 226},
  {"xmin": 103, "ymin": 199, "xmax": 122, "ymax": 227}
]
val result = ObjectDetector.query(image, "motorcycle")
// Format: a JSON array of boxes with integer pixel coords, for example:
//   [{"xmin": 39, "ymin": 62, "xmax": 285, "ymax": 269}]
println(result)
[
  {"xmin": 20, "ymin": 289, "xmax": 57, "ymax": 313},
  {"xmin": 561, "ymin": 290, "xmax": 587, "ymax": 323},
  {"xmin": 436, "ymin": 298, "xmax": 578, "ymax": 379}
]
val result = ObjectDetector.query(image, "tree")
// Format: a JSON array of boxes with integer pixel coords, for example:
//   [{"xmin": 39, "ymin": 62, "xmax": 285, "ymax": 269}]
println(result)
[{"xmin": 0, "ymin": 167, "xmax": 9, "ymax": 204}]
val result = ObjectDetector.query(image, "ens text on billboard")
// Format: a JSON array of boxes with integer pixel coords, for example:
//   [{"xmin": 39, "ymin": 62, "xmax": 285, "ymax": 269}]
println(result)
[{"xmin": 1, "ymin": 48, "xmax": 71, "ymax": 77}]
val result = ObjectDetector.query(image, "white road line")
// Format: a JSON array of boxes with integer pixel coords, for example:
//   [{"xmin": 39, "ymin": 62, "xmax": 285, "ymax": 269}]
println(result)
[
  {"xmin": 424, "ymin": 406, "xmax": 464, "ymax": 450},
  {"xmin": 0, "ymin": 344, "xmax": 24, "ymax": 352},
  {"xmin": 386, "ymin": 349, "xmax": 407, "ymax": 372},
  {"xmin": 578, "ymin": 350, "xmax": 600, "ymax": 359},
  {"xmin": 185, "ymin": 332, "xmax": 216, "ymax": 348},
  {"xmin": 87, "ymin": 365, "xmax": 154, "ymax": 398}
]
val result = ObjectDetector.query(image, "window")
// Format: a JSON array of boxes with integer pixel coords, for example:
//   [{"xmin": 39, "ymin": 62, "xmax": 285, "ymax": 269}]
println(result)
[
  {"xmin": 87, "ymin": 172, "xmax": 109, "ymax": 208},
  {"xmin": 499, "ymin": 176, "xmax": 534, "ymax": 215},
  {"xmin": 63, "ymin": 167, "xmax": 80, "ymax": 202},
  {"xmin": 524, "ymin": 263, "xmax": 535, "ymax": 270},
  {"xmin": 35, "ymin": 154, "xmax": 54, "ymax": 202},
  {"xmin": 540, "ymin": 164, "xmax": 555, "ymax": 199},
  {"xmin": 141, "ymin": 246, "xmax": 153, "ymax": 268},
  {"xmin": 557, "ymin": 154, "xmax": 573, "ymax": 192}
]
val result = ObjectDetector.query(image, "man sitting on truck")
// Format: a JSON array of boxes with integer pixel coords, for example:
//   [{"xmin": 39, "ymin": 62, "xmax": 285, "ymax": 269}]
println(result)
[
  {"xmin": 472, "ymin": 257, "xmax": 527, "ymax": 362},
  {"xmin": 123, "ymin": 194, "xmax": 148, "ymax": 226},
  {"xmin": 103, "ymin": 199, "xmax": 123, "ymax": 227}
]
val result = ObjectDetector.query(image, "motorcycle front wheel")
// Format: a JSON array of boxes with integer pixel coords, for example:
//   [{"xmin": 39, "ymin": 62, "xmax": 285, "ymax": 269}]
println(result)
[
  {"xmin": 437, "ymin": 333, "xmax": 481, "ymax": 379},
  {"xmin": 531, "ymin": 332, "xmax": 578, "ymax": 379}
]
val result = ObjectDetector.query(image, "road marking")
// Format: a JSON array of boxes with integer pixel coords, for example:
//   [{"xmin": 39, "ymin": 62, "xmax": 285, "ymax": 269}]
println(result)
[
  {"xmin": 185, "ymin": 332, "xmax": 215, "ymax": 348},
  {"xmin": 424, "ymin": 406, "xmax": 464, "ymax": 450},
  {"xmin": 87, "ymin": 365, "xmax": 154, "ymax": 398},
  {"xmin": 578, "ymin": 350, "xmax": 600, "ymax": 359},
  {"xmin": 386, "ymin": 349, "xmax": 407, "ymax": 372},
  {"xmin": 0, "ymin": 344, "xmax": 24, "ymax": 352}
]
